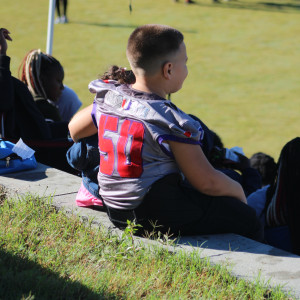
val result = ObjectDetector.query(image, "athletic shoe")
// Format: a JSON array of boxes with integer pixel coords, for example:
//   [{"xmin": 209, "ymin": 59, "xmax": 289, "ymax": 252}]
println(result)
[
  {"xmin": 61, "ymin": 16, "xmax": 68, "ymax": 24},
  {"xmin": 55, "ymin": 17, "xmax": 61, "ymax": 24}
]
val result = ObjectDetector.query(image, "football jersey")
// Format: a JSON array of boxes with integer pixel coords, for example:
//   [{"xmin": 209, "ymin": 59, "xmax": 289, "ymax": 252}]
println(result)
[{"xmin": 90, "ymin": 79, "xmax": 204, "ymax": 210}]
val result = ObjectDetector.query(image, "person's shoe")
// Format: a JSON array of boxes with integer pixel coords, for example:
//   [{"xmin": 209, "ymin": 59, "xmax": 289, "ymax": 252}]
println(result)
[
  {"xmin": 60, "ymin": 16, "xmax": 68, "ymax": 24},
  {"xmin": 185, "ymin": 0, "xmax": 196, "ymax": 4},
  {"xmin": 55, "ymin": 17, "xmax": 61, "ymax": 24}
]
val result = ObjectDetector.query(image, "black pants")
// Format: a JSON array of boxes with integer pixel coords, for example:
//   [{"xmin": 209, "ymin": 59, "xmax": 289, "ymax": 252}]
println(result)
[{"xmin": 106, "ymin": 173, "xmax": 263, "ymax": 242}]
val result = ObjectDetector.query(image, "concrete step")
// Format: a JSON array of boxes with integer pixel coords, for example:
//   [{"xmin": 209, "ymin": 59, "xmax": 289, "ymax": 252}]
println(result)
[{"xmin": 1, "ymin": 163, "xmax": 299, "ymax": 298}]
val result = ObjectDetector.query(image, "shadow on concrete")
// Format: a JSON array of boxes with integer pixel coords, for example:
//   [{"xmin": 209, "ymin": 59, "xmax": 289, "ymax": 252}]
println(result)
[
  {"xmin": 0, "ymin": 248, "xmax": 116, "ymax": 300},
  {"xmin": 175, "ymin": 233, "xmax": 298, "ymax": 258},
  {"xmin": 0, "ymin": 164, "xmax": 50, "ymax": 181},
  {"xmin": 2, "ymin": 171, "xmax": 48, "ymax": 181}
]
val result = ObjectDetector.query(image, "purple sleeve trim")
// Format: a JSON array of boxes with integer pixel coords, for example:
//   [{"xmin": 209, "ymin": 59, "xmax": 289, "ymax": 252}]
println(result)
[
  {"xmin": 91, "ymin": 101, "xmax": 98, "ymax": 129},
  {"xmin": 157, "ymin": 135, "xmax": 202, "ymax": 158}
]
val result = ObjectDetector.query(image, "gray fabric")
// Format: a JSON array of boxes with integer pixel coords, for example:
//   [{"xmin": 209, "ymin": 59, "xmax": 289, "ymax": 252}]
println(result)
[{"xmin": 89, "ymin": 79, "xmax": 204, "ymax": 209}]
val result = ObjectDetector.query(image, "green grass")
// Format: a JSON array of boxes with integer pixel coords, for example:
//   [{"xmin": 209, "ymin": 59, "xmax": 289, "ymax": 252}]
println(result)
[
  {"xmin": 1, "ymin": 0, "xmax": 300, "ymax": 159},
  {"xmin": 0, "ymin": 193, "xmax": 293, "ymax": 299}
]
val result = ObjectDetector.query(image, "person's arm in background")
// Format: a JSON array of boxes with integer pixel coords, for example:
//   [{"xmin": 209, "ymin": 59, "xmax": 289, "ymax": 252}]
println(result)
[
  {"xmin": 0, "ymin": 28, "xmax": 14, "ymax": 112},
  {"xmin": 57, "ymin": 85, "xmax": 82, "ymax": 122},
  {"xmin": 227, "ymin": 152, "xmax": 262, "ymax": 197},
  {"xmin": 169, "ymin": 141, "xmax": 247, "ymax": 203}
]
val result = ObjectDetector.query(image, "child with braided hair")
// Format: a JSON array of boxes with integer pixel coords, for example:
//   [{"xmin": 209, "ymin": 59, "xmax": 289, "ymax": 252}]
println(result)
[
  {"xmin": 19, "ymin": 49, "xmax": 65, "ymax": 123},
  {"xmin": 0, "ymin": 28, "xmax": 73, "ymax": 172}
]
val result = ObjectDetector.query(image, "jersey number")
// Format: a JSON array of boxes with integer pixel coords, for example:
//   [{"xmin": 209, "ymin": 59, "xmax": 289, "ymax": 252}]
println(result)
[{"xmin": 98, "ymin": 114, "xmax": 144, "ymax": 178}]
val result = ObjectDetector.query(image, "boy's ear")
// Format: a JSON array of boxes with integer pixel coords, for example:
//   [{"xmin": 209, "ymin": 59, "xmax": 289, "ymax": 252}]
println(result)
[{"xmin": 162, "ymin": 62, "xmax": 172, "ymax": 79}]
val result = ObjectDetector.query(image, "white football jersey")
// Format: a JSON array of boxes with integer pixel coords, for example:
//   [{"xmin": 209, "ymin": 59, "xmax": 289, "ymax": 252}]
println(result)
[{"xmin": 90, "ymin": 79, "xmax": 204, "ymax": 210}]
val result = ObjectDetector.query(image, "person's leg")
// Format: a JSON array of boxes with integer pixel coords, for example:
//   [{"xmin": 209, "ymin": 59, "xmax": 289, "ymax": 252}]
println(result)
[
  {"xmin": 282, "ymin": 138, "xmax": 300, "ymax": 255},
  {"xmin": 136, "ymin": 173, "xmax": 263, "ymax": 241},
  {"xmin": 56, "ymin": 0, "xmax": 61, "ymax": 16},
  {"xmin": 63, "ymin": 0, "xmax": 68, "ymax": 16},
  {"xmin": 185, "ymin": 194, "xmax": 263, "ymax": 241},
  {"xmin": 55, "ymin": 0, "xmax": 61, "ymax": 23},
  {"xmin": 266, "ymin": 137, "xmax": 300, "ymax": 255}
]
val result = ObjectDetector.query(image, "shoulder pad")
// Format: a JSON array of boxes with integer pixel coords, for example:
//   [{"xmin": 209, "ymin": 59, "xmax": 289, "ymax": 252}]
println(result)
[{"xmin": 88, "ymin": 79, "xmax": 118, "ymax": 94}]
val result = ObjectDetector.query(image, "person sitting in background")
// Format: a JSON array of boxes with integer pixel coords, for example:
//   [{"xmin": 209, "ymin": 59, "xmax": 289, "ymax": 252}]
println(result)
[
  {"xmin": 247, "ymin": 137, "xmax": 300, "ymax": 255},
  {"xmin": 0, "ymin": 28, "xmax": 72, "ymax": 173},
  {"xmin": 67, "ymin": 134, "xmax": 103, "ymax": 208},
  {"xmin": 206, "ymin": 130, "xmax": 262, "ymax": 197},
  {"xmin": 250, "ymin": 152, "xmax": 277, "ymax": 187},
  {"xmin": 247, "ymin": 152, "xmax": 277, "ymax": 226},
  {"xmin": 66, "ymin": 65, "xmax": 135, "ymax": 209},
  {"xmin": 0, "ymin": 28, "xmax": 52, "ymax": 140},
  {"xmin": 19, "ymin": 49, "xmax": 65, "ymax": 123},
  {"xmin": 20, "ymin": 51, "xmax": 82, "ymax": 124},
  {"xmin": 57, "ymin": 85, "xmax": 82, "ymax": 122}
]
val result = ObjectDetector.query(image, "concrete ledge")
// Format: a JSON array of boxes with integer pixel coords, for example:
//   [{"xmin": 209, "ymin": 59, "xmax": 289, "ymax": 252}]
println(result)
[{"xmin": 1, "ymin": 163, "xmax": 299, "ymax": 298}]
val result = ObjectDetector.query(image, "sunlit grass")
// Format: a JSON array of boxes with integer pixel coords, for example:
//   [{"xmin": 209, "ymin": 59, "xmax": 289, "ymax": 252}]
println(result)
[
  {"xmin": 1, "ymin": 0, "xmax": 299, "ymax": 159},
  {"xmin": 0, "ymin": 194, "xmax": 292, "ymax": 299}
]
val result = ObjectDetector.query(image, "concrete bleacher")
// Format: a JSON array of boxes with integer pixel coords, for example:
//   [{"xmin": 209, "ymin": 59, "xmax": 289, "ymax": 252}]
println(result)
[{"xmin": 1, "ymin": 163, "xmax": 300, "ymax": 298}]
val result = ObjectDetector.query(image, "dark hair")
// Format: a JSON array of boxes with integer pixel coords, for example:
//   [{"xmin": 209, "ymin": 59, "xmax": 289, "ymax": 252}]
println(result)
[
  {"xmin": 250, "ymin": 152, "xmax": 277, "ymax": 186},
  {"xmin": 211, "ymin": 130, "xmax": 224, "ymax": 149},
  {"xmin": 126, "ymin": 24, "xmax": 184, "ymax": 75},
  {"xmin": 19, "ymin": 49, "xmax": 63, "ymax": 99},
  {"xmin": 100, "ymin": 65, "xmax": 136, "ymax": 84},
  {"xmin": 265, "ymin": 137, "xmax": 300, "ymax": 255}
]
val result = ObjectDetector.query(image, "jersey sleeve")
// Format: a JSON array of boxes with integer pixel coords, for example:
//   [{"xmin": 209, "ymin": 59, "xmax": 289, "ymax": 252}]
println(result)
[
  {"xmin": 89, "ymin": 79, "xmax": 115, "ymax": 129},
  {"xmin": 147, "ymin": 101, "xmax": 204, "ymax": 157},
  {"xmin": 91, "ymin": 100, "xmax": 98, "ymax": 129}
]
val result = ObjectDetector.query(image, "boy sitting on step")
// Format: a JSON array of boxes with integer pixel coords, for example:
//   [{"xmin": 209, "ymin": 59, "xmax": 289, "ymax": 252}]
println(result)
[{"xmin": 68, "ymin": 24, "xmax": 263, "ymax": 241}]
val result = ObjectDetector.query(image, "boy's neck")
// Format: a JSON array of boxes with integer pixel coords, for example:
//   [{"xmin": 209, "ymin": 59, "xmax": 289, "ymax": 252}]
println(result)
[{"xmin": 131, "ymin": 75, "xmax": 167, "ymax": 99}]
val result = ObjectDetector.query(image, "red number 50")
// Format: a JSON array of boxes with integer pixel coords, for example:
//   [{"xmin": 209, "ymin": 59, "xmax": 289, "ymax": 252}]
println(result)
[{"xmin": 98, "ymin": 114, "xmax": 144, "ymax": 178}]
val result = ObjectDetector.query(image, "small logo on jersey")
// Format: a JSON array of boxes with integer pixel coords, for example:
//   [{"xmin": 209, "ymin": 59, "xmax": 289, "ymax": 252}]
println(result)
[
  {"xmin": 122, "ymin": 99, "xmax": 132, "ymax": 110},
  {"xmin": 184, "ymin": 131, "xmax": 191, "ymax": 138}
]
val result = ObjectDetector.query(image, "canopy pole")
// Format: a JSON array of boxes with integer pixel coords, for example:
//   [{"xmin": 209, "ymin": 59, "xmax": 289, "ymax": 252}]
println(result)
[{"xmin": 46, "ymin": 0, "xmax": 56, "ymax": 54}]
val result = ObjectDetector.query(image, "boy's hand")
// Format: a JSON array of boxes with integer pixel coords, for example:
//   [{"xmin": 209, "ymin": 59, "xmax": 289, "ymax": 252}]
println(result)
[{"xmin": 0, "ymin": 28, "xmax": 12, "ymax": 55}]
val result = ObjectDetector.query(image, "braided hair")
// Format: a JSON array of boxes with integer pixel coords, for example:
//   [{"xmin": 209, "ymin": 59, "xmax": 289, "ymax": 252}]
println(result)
[
  {"xmin": 100, "ymin": 65, "xmax": 135, "ymax": 84},
  {"xmin": 19, "ymin": 49, "xmax": 63, "ymax": 100}
]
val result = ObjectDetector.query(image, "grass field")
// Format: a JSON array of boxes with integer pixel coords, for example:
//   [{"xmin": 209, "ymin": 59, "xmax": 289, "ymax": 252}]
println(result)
[
  {"xmin": 1, "ymin": 0, "xmax": 300, "ymax": 159},
  {"xmin": 0, "ymin": 193, "xmax": 292, "ymax": 299}
]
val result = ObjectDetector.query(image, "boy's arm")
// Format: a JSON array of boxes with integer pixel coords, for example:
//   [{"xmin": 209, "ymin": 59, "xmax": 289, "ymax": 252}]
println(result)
[
  {"xmin": 169, "ymin": 141, "xmax": 247, "ymax": 204},
  {"xmin": 68, "ymin": 104, "xmax": 97, "ymax": 142}
]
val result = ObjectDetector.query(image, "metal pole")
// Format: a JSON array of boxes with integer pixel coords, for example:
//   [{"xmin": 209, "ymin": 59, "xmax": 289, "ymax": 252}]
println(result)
[{"xmin": 46, "ymin": 0, "xmax": 56, "ymax": 54}]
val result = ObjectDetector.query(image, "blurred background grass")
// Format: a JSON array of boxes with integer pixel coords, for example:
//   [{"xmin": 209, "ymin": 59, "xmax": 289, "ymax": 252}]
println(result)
[{"xmin": 1, "ymin": 0, "xmax": 299, "ymax": 159}]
